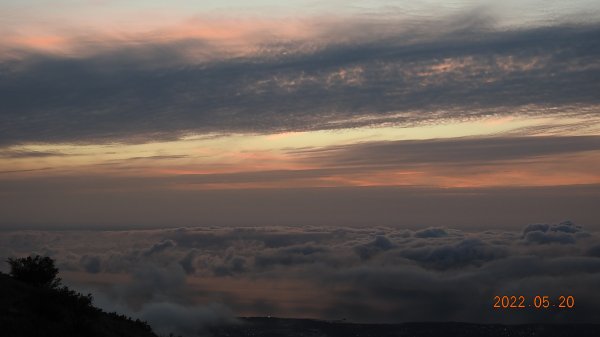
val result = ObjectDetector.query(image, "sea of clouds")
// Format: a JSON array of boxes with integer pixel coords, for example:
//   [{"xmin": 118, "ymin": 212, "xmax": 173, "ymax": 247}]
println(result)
[{"xmin": 1, "ymin": 221, "xmax": 599, "ymax": 336}]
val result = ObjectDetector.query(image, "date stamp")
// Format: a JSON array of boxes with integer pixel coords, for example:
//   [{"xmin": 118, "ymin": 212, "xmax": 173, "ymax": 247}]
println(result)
[{"xmin": 493, "ymin": 295, "xmax": 575, "ymax": 309}]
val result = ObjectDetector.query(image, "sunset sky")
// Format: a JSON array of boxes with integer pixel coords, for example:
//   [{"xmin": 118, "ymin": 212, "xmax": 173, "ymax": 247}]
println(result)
[
  {"xmin": 2, "ymin": 1, "xmax": 600, "ymax": 334},
  {"xmin": 2, "ymin": 1, "xmax": 600, "ymax": 229}
]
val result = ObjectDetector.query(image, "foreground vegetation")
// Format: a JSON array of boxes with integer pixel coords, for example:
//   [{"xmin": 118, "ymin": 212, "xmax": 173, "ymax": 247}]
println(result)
[{"xmin": 1, "ymin": 255, "xmax": 157, "ymax": 337}]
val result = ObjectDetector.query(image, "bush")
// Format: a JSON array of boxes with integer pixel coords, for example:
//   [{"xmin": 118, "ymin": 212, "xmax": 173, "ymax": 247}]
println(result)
[{"xmin": 7, "ymin": 255, "xmax": 62, "ymax": 288}]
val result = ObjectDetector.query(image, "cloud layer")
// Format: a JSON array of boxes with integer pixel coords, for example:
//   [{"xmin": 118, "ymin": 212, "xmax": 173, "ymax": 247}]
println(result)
[
  {"xmin": 2, "ymin": 221, "xmax": 600, "ymax": 334},
  {"xmin": 1, "ymin": 14, "xmax": 599, "ymax": 146}
]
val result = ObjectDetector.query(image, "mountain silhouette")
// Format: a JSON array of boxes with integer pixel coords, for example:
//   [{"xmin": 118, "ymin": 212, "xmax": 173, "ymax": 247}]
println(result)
[{"xmin": 0, "ymin": 272, "xmax": 158, "ymax": 337}]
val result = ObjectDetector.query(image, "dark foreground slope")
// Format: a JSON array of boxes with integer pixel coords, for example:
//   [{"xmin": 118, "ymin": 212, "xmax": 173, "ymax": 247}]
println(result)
[
  {"xmin": 209, "ymin": 317, "xmax": 600, "ymax": 337},
  {"xmin": 0, "ymin": 272, "xmax": 158, "ymax": 337}
]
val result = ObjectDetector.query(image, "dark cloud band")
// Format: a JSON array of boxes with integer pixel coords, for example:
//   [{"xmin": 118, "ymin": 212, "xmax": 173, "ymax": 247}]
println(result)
[{"xmin": 1, "ymin": 21, "xmax": 599, "ymax": 146}]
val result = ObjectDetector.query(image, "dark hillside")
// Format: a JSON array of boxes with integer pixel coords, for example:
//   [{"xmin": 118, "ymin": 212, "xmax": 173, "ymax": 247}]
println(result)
[{"xmin": 0, "ymin": 272, "xmax": 158, "ymax": 337}]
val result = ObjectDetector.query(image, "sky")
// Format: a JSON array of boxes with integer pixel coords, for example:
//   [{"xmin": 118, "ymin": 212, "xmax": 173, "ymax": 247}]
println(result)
[
  {"xmin": 1, "ymin": 0, "xmax": 600, "ymax": 228},
  {"xmin": 1, "ymin": 0, "xmax": 600, "ymax": 333}
]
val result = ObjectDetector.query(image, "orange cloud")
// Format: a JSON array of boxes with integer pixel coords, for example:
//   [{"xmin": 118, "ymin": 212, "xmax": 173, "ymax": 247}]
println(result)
[{"xmin": 0, "ymin": 16, "xmax": 331, "ymax": 60}]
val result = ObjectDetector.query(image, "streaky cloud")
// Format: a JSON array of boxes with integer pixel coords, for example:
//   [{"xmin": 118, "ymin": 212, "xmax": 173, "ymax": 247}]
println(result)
[
  {"xmin": 1, "ymin": 17, "xmax": 599, "ymax": 146},
  {"xmin": 293, "ymin": 135, "xmax": 600, "ymax": 168}
]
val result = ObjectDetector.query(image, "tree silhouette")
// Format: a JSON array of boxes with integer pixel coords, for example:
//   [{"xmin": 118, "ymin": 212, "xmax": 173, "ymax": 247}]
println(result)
[{"xmin": 7, "ymin": 255, "xmax": 62, "ymax": 288}]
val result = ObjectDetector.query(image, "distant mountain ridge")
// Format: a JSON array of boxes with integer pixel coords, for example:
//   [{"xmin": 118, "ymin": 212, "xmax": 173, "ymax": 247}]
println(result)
[
  {"xmin": 208, "ymin": 317, "xmax": 600, "ymax": 337},
  {"xmin": 0, "ymin": 272, "xmax": 158, "ymax": 337}
]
